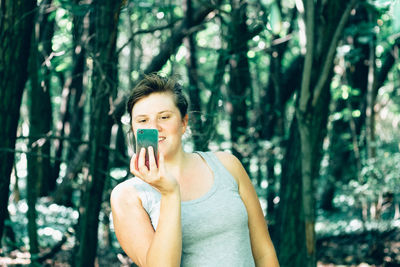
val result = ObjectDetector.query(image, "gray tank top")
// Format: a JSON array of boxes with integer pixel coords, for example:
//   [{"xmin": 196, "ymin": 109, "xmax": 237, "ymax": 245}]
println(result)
[{"xmin": 130, "ymin": 151, "xmax": 255, "ymax": 267}]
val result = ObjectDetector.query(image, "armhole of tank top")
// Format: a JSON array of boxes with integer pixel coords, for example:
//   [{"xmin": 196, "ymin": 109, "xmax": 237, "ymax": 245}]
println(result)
[
  {"xmin": 132, "ymin": 178, "xmax": 161, "ymax": 229},
  {"xmin": 131, "ymin": 177, "xmax": 154, "ymax": 214},
  {"xmin": 207, "ymin": 151, "xmax": 240, "ymax": 189}
]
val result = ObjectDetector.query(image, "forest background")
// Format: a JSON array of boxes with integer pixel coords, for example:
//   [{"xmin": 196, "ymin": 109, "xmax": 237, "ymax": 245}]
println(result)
[{"xmin": 0, "ymin": 0, "xmax": 400, "ymax": 266}]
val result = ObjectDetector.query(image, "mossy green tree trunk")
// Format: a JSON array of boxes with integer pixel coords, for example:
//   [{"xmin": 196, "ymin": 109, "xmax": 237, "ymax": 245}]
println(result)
[
  {"xmin": 75, "ymin": 1, "xmax": 123, "ymax": 266},
  {"xmin": 0, "ymin": 0, "xmax": 37, "ymax": 241},
  {"xmin": 276, "ymin": 1, "xmax": 360, "ymax": 266}
]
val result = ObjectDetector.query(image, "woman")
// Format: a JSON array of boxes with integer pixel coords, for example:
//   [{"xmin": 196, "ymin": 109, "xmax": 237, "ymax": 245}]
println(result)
[{"xmin": 110, "ymin": 74, "xmax": 279, "ymax": 267}]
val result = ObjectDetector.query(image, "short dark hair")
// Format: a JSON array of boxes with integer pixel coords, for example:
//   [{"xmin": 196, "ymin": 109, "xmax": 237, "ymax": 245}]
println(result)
[{"xmin": 126, "ymin": 73, "xmax": 189, "ymax": 121}]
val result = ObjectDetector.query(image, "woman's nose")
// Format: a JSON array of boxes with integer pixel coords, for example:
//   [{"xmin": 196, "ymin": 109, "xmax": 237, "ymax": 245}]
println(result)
[{"xmin": 148, "ymin": 119, "xmax": 161, "ymax": 130}]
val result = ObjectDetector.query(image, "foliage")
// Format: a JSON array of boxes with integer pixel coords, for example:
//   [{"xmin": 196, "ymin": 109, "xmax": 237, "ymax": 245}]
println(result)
[
  {"xmin": 7, "ymin": 198, "xmax": 77, "ymax": 249},
  {"xmin": 2, "ymin": 0, "xmax": 400, "ymax": 265}
]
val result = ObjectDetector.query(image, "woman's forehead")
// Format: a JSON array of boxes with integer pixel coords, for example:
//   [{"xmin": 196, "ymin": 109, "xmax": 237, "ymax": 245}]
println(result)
[{"xmin": 131, "ymin": 92, "xmax": 177, "ymax": 116}]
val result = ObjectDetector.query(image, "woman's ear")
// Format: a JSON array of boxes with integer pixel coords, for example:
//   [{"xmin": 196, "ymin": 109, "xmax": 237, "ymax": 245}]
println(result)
[{"xmin": 182, "ymin": 114, "xmax": 189, "ymax": 134}]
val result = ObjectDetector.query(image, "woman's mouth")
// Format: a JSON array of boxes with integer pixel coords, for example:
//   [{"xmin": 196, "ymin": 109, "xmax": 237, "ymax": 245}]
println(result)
[{"xmin": 158, "ymin": 136, "xmax": 166, "ymax": 142}]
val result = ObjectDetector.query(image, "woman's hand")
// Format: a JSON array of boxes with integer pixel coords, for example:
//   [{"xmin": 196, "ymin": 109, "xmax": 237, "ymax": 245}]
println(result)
[{"xmin": 130, "ymin": 146, "xmax": 179, "ymax": 196}]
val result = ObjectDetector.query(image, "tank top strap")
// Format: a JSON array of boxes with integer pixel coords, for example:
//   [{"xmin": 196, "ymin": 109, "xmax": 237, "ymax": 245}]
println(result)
[
  {"xmin": 195, "ymin": 151, "xmax": 220, "ymax": 170},
  {"xmin": 195, "ymin": 151, "xmax": 239, "ymax": 190}
]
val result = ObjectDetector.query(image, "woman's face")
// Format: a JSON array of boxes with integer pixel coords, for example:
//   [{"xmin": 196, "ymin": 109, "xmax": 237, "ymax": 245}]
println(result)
[{"xmin": 131, "ymin": 92, "xmax": 188, "ymax": 159}]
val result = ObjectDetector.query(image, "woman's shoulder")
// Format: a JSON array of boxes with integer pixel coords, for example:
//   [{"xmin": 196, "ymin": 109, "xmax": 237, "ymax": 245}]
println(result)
[
  {"xmin": 110, "ymin": 178, "xmax": 142, "ymax": 208},
  {"xmin": 205, "ymin": 151, "xmax": 244, "ymax": 184},
  {"xmin": 212, "ymin": 151, "xmax": 242, "ymax": 170},
  {"xmin": 111, "ymin": 177, "xmax": 160, "ymax": 214}
]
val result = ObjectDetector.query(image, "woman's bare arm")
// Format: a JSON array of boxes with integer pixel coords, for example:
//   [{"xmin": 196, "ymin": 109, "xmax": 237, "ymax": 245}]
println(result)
[
  {"xmin": 111, "ymin": 149, "xmax": 182, "ymax": 267},
  {"xmin": 111, "ymin": 183, "xmax": 181, "ymax": 267}
]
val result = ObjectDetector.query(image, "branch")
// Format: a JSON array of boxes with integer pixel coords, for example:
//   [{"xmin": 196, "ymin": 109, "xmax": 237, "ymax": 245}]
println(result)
[
  {"xmin": 16, "ymin": 134, "xmax": 89, "ymax": 145},
  {"xmin": 116, "ymin": 18, "xmax": 182, "ymax": 55},
  {"xmin": 144, "ymin": 5, "xmax": 216, "ymax": 74},
  {"xmin": 311, "ymin": 0, "xmax": 359, "ymax": 107},
  {"xmin": 0, "ymin": 148, "xmax": 64, "ymax": 162},
  {"xmin": 111, "ymin": 3, "xmax": 219, "ymax": 119},
  {"xmin": 298, "ymin": 0, "xmax": 315, "ymax": 113}
]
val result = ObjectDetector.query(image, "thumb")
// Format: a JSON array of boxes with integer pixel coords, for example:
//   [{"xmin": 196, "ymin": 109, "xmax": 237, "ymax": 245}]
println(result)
[{"xmin": 130, "ymin": 154, "xmax": 139, "ymax": 176}]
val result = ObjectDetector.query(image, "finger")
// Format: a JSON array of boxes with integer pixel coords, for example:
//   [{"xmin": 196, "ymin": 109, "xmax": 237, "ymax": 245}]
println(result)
[
  {"xmin": 138, "ymin": 147, "xmax": 148, "ymax": 172},
  {"xmin": 130, "ymin": 154, "xmax": 141, "ymax": 177},
  {"xmin": 148, "ymin": 146, "xmax": 157, "ymax": 171}
]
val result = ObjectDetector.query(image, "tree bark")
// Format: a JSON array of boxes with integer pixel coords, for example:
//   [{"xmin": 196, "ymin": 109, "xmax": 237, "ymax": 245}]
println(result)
[
  {"xmin": 66, "ymin": 0, "xmax": 89, "ymax": 164},
  {"xmin": 0, "ymin": 0, "xmax": 37, "ymax": 241},
  {"xmin": 26, "ymin": 1, "xmax": 55, "ymax": 257},
  {"xmin": 275, "ymin": 117, "xmax": 307, "ymax": 266},
  {"xmin": 36, "ymin": 0, "xmax": 56, "ymax": 196},
  {"xmin": 27, "ymin": 23, "xmax": 41, "ymax": 259},
  {"xmin": 277, "ymin": 0, "xmax": 359, "ymax": 266},
  {"xmin": 52, "ymin": 72, "xmax": 71, "ymax": 198},
  {"xmin": 365, "ymin": 11, "xmax": 377, "ymax": 160},
  {"xmin": 184, "ymin": 0, "xmax": 205, "ymax": 151},
  {"xmin": 227, "ymin": 0, "xmax": 251, "ymax": 167},
  {"xmin": 75, "ymin": 0, "xmax": 123, "ymax": 266}
]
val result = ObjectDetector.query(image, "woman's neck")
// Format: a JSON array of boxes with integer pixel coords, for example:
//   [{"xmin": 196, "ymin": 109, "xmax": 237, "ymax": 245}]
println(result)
[{"xmin": 163, "ymin": 148, "xmax": 191, "ymax": 181}]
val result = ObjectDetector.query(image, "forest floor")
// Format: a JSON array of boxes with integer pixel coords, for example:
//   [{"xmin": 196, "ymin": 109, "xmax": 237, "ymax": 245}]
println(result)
[
  {"xmin": 1, "ymin": 226, "xmax": 400, "ymax": 267},
  {"xmin": 317, "ymin": 227, "xmax": 400, "ymax": 266}
]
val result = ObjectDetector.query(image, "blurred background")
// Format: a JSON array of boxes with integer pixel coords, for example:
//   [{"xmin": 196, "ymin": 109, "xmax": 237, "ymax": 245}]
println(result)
[{"xmin": 0, "ymin": 0, "xmax": 399, "ymax": 266}]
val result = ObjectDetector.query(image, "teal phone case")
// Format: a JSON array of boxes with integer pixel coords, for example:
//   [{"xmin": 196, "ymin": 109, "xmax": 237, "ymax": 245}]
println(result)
[{"xmin": 135, "ymin": 129, "xmax": 159, "ymax": 168}]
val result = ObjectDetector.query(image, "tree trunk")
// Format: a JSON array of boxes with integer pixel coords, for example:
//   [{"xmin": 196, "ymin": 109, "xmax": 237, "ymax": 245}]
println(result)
[
  {"xmin": 365, "ymin": 11, "xmax": 377, "ymax": 160},
  {"xmin": 277, "ymin": 1, "xmax": 358, "ymax": 266},
  {"xmin": 197, "ymin": 15, "xmax": 229, "ymax": 149},
  {"xmin": 296, "ymin": 83, "xmax": 331, "ymax": 267},
  {"xmin": 75, "ymin": 0, "xmax": 122, "ymax": 266},
  {"xmin": 184, "ymin": 0, "xmax": 205, "ymax": 151},
  {"xmin": 52, "ymin": 73, "xmax": 71, "ymax": 195},
  {"xmin": 0, "ymin": 0, "xmax": 37, "ymax": 241},
  {"xmin": 66, "ymin": 1, "xmax": 88, "ymax": 165},
  {"xmin": 228, "ymin": 0, "xmax": 251, "ymax": 167},
  {"xmin": 26, "ymin": 1, "xmax": 55, "ymax": 255},
  {"xmin": 275, "ymin": 117, "xmax": 307, "ymax": 266},
  {"xmin": 257, "ymin": 5, "xmax": 298, "ymax": 218},
  {"xmin": 37, "ymin": 0, "xmax": 56, "ymax": 196},
  {"xmin": 53, "ymin": 1, "xmax": 90, "ymax": 207},
  {"xmin": 26, "ymin": 21, "xmax": 41, "ymax": 260},
  {"xmin": 203, "ymin": 48, "xmax": 229, "ymax": 144}
]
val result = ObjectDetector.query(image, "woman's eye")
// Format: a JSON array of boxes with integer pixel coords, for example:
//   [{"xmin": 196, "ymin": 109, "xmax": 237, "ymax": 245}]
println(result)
[
  {"xmin": 160, "ymin": 115, "xmax": 170, "ymax": 120},
  {"xmin": 137, "ymin": 119, "xmax": 147, "ymax": 123}
]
